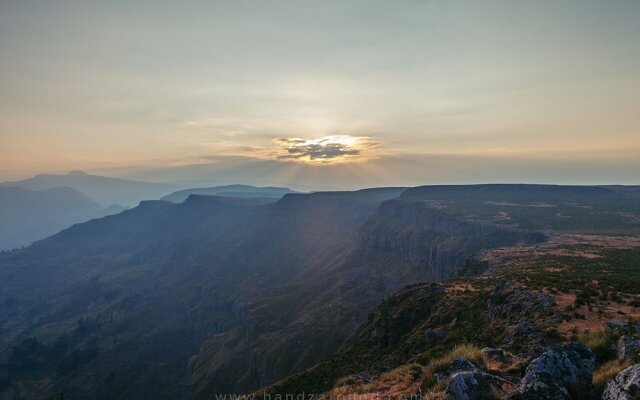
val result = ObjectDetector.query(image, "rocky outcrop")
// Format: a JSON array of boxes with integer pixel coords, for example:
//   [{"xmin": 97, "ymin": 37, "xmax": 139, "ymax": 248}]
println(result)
[
  {"xmin": 440, "ymin": 357, "xmax": 480, "ymax": 379},
  {"xmin": 601, "ymin": 364, "xmax": 640, "ymax": 400},
  {"xmin": 488, "ymin": 280, "xmax": 559, "ymax": 353},
  {"xmin": 437, "ymin": 357, "xmax": 511, "ymax": 400},
  {"xmin": 445, "ymin": 371, "xmax": 496, "ymax": 400},
  {"xmin": 617, "ymin": 336, "xmax": 640, "ymax": 359},
  {"xmin": 517, "ymin": 342, "xmax": 595, "ymax": 399}
]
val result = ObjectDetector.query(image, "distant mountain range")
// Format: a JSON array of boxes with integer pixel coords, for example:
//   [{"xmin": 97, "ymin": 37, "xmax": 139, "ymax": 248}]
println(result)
[
  {"xmin": 3, "ymin": 184, "xmax": 638, "ymax": 399},
  {"xmin": 161, "ymin": 184, "xmax": 297, "ymax": 203},
  {"xmin": 0, "ymin": 171, "xmax": 178, "ymax": 207},
  {"xmin": 0, "ymin": 172, "xmax": 303, "ymax": 251},
  {"xmin": 0, "ymin": 186, "xmax": 126, "ymax": 251}
]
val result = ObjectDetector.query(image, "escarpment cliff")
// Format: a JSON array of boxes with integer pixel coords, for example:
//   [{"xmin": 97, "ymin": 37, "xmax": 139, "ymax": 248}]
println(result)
[{"xmin": 360, "ymin": 199, "xmax": 547, "ymax": 279}]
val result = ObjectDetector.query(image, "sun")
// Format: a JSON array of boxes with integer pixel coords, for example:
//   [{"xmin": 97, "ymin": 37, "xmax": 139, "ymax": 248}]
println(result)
[{"xmin": 273, "ymin": 135, "xmax": 377, "ymax": 164}]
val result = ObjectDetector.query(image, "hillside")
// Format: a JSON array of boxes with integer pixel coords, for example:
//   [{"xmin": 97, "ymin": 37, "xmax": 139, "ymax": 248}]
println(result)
[
  {"xmin": 1, "ymin": 189, "xmax": 414, "ymax": 399},
  {"xmin": 0, "ymin": 186, "xmax": 125, "ymax": 251},
  {"xmin": 1, "ymin": 185, "xmax": 639, "ymax": 399},
  {"xmin": 263, "ymin": 235, "xmax": 640, "ymax": 399}
]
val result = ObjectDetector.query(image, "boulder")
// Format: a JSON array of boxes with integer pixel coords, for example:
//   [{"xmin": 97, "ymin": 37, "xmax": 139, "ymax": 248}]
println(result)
[
  {"xmin": 518, "ymin": 342, "xmax": 595, "ymax": 399},
  {"xmin": 440, "ymin": 357, "xmax": 512, "ymax": 399},
  {"xmin": 601, "ymin": 364, "xmax": 640, "ymax": 400},
  {"xmin": 436, "ymin": 356, "xmax": 479, "ymax": 383},
  {"xmin": 444, "ymin": 371, "xmax": 494, "ymax": 400},
  {"xmin": 617, "ymin": 336, "xmax": 640, "ymax": 359}
]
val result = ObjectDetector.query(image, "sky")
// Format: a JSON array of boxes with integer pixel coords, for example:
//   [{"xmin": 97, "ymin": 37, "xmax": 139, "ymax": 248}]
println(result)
[{"xmin": 1, "ymin": 0, "xmax": 639, "ymax": 188}]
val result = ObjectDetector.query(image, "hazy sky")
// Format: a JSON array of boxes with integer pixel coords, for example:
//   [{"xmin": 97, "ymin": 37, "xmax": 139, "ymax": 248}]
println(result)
[{"xmin": 1, "ymin": 1, "xmax": 639, "ymax": 187}]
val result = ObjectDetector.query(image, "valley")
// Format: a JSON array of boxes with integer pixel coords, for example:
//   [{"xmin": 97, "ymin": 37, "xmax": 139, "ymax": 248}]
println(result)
[{"xmin": 0, "ymin": 185, "xmax": 639, "ymax": 399}]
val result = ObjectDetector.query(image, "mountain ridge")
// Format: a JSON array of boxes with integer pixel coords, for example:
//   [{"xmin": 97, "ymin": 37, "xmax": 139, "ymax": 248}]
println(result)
[{"xmin": 1, "ymin": 184, "xmax": 640, "ymax": 399}]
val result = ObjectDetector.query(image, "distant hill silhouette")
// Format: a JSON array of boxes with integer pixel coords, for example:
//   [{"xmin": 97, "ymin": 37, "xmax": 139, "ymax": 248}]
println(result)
[
  {"xmin": 0, "ymin": 186, "xmax": 126, "ymax": 250},
  {"xmin": 1, "ymin": 171, "xmax": 178, "ymax": 206}
]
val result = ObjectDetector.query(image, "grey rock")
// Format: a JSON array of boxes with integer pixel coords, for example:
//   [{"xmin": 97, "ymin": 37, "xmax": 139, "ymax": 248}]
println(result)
[
  {"xmin": 447, "ymin": 370, "xmax": 516, "ymax": 400},
  {"xmin": 438, "ymin": 357, "xmax": 514, "ymax": 399},
  {"xmin": 444, "ymin": 371, "xmax": 493, "ymax": 400},
  {"xmin": 602, "ymin": 364, "xmax": 640, "ymax": 400},
  {"xmin": 436, "ymin": 356, "xmax": 479, "ymax": 383},
  {"xmin": 518, "ymin": 342, "xmax": 595, "ymax": 399},
  {"xmin": 617, "ymin": 336, "xmax": 640, "ymax": 359},
  {"xmin": 607, "ymin": 320, "xmax": 626, "ymax": 329}
]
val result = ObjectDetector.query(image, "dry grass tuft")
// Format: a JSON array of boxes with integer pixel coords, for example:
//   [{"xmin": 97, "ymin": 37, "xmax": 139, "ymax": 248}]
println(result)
[
  {"xmin": 592, "ymin": 358, "xmax": 633, "ymax": 394},
  {"xmin": 578, "ymin": 328, "xmax": 618, "ymax": 362},
  {"xmin": 329, "ymin": 345, "xmax": 486, "ymax": 399},
  {"xmin": 330, "ymin": 363, "xmax": 425, "ymax": 399}
]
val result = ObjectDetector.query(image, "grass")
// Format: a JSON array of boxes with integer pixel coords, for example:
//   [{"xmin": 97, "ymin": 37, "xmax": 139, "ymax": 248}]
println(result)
[
  {"xmin": 504, "ymin": 249, "xmax": 640, "ymax": 296},
  {"xmin": 401, "ymin": 186, "xmax": 640, "ymax": 235},
  {"xmin": 329, "ymin": 345, "xmax": 487, "ymax": 399},
  {"xmin": 330, "ymin": 363, "xmax": 425, "ymax": 398},
  {"xmin": 578, "ymin": 328, "xmax": 620, "ymax": 363},
  {"xmin": 592, "ymin": 358, "xmax": 633, "ymax": 396}
]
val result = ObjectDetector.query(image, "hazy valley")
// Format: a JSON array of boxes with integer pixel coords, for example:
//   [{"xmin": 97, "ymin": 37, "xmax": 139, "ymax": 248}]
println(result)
[{"xmin": 1, "ymin": 183, "xmax": 639, "ymax": 399}]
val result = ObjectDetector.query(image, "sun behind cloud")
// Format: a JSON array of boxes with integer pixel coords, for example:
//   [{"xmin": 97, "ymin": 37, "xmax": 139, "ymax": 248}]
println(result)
[{"xmin": 273, "ymin": 135, "xmax": 379, "ymax": 164}]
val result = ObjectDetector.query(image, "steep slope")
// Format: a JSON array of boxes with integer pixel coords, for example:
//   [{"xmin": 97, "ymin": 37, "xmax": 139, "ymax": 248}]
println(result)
[
  {"xmin": 0, "ymin": 186, "xmax": 125, "ymax": 251},
  {"xmin": 1, "ymin": 171, "xmax": 177, "ymax": 207},
  {"xmin": 0, "ymin": 195, "xmax": 256, "ymax": 399},
  {"xmin": 263, "ymin": 235, "xmax": 640, "ymax": 398},
  {"xmin": 360, "ymin": 198, "xmax": 547, "ymax": 279},
  {"xmin": 0, "ymin": 189, "xmax": 410, "ymax": 399},
  {"xmin": 162, "ymin": 184, "xmax": 296, "ymax": 203}
]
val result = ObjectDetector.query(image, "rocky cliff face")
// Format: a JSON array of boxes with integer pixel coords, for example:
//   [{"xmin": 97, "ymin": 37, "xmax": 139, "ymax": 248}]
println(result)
[{"xmin": 360, "ymin": 199, "xmax": 547, "ymax": 280}]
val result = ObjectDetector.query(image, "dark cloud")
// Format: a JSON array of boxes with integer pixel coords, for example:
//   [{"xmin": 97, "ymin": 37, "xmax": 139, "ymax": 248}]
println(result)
[
  {"xmin": 279, "ymin": 142, "xmax": 359, "ymax": 160},
  {"xmin": 274, "ymin": 136, "xmax": 377, "ymax": 162}
]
